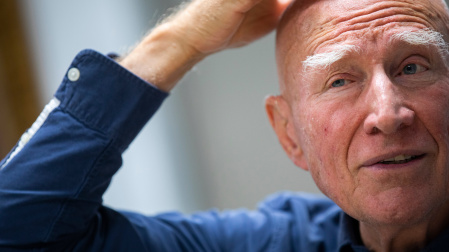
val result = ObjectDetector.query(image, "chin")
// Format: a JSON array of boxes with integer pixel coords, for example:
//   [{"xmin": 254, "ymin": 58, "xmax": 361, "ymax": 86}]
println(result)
[{"xmin": 352, "ymin": 187, "xmax": 443, "ymax": 227}]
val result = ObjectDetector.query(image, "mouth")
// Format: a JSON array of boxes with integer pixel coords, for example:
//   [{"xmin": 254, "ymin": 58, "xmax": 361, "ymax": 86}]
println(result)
[
  {"xmin": 377, "ymin": 154, "xmax": 424, "ymax": 165},
  {"xmin": 362, "ymin": 152, "xmax": 427, "ymax": 167}
]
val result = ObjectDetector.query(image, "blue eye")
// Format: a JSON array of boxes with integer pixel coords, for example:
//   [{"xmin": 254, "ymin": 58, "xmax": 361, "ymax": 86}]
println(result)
[
  {"xmin": 403, "ymin": 64, "xmax": 417, "ymax": 75},
  {"xmin": 331, "ymin": 79, "xmax": 346, "ymax": 88},
  {"xmin": 401, "ymin": 63, "xmax": 428, "ymax": 75}
]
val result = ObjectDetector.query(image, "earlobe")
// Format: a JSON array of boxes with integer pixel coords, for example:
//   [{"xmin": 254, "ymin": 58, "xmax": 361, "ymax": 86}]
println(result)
[{"xmin": 265, "ymin": 95, "xmax": 309, "ymax": 171}]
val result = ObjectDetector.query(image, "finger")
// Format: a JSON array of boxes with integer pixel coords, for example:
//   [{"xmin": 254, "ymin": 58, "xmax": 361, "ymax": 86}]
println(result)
[
  {"xmin": 172, "ymin": 0, "xmax": 263, "ymax": 53},
  {"xmin": 229, "ymin": 0, "xmax": 294, "ymax": 47}
]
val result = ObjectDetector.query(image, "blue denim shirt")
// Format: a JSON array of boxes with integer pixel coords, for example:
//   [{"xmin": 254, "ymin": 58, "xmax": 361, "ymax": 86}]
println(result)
[{"xmin": 0, "ymin": 50, "xmax": 448, "ymax": 251}]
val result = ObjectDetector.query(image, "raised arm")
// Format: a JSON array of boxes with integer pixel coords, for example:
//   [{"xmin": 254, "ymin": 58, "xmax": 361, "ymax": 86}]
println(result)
[
  {"xmin": 119, "ymin": 0, "xmax": 291, "ymax": 92},
  {"xmin": 0, "ymin": 0, "xmax": 292, "ymax": 251}
]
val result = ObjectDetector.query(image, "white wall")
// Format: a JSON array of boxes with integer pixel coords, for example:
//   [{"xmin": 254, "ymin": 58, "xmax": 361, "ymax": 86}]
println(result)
[{"xmin": 19, "ymin": 0, "xmax": 320, "ymax": 215}]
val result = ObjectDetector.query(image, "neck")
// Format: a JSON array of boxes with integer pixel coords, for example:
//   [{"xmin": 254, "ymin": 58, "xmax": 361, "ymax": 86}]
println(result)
[
  {"xmin": 360, "ymin": 224, "xmax": 431, "ymax": 252},
  {"xmin": 359, "ymin": 200, "xmax": 449, "ymax": 252}
]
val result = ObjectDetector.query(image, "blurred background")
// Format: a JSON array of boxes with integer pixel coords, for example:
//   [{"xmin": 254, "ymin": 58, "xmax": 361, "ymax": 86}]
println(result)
[{"xmin": 0, "ymin": 0, "xmax": 321, "ymax": 215}]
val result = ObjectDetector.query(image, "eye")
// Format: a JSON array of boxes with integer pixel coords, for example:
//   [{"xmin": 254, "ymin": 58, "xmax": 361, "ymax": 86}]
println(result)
[
  {"xmin": 401, "ymin": 63, "xmax": 427, "ymax": 75},
  {"xmin": 331, "ymin": 79, "xmax": 348, "ymax": 88}
]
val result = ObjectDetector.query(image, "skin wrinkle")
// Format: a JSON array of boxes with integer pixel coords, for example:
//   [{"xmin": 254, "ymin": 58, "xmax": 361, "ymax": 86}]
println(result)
[
  {"xmin": 307, "ymin": 14, "xmax": 435, "ymax": 57},
  {"xmin": 335, "ymin": 2, "xmax": 437, "ymax": 28}
]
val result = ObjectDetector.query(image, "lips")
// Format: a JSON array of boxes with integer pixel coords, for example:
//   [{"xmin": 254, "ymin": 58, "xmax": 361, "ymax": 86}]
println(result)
[
  {"xmin": 378, "ymin": 154, "xmax": 421, "ymax": 164},
  {"xmin": 362, "ymin": 152, "xmax": 426, "ymax": 167}
]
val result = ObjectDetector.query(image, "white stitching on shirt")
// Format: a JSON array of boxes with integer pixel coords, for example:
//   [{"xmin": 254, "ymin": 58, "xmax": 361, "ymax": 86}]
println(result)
[{"xmin": 1, "ymin": 97, "xmax": 61, "ymax": 170}]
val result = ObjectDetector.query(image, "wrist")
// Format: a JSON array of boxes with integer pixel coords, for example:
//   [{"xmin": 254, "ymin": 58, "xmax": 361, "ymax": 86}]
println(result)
[{"xmin": 119, "ymin": 23, "xmax": 205, "ymax": 92}]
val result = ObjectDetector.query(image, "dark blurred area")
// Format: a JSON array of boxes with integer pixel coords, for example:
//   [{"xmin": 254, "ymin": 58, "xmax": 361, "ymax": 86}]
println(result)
[{"xmin": 0, "ymin": 0, "xmax": 40, "ymax": 159}]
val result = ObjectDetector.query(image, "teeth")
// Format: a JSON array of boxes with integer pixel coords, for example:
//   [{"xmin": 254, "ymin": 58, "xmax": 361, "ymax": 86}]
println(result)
[
  {"xmin": 394, "ymin": 155, "xmax": 412, "ymax": 161},
  {"xmin": 381, "ymin": 155, "xmax": 414, "ymax": 164}
]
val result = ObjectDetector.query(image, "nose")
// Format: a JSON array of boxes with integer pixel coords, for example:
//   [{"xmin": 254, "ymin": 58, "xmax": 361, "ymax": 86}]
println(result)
[{"xmin": 363, "ymin": 72, "xmax": 415, "ymax": 135}]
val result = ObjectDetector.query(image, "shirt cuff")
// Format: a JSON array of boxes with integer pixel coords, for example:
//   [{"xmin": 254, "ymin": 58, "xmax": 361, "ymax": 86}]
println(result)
[{"xmin": 54, "ymin": 49, "xmax": 169, "ymax": 152}]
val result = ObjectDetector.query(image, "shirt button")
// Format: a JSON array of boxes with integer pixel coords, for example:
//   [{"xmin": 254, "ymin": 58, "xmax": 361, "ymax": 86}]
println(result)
[
  {"xmin": 67, "ymin": 67, "xmax": 81, "ymax": 82},
  {"xmin": 21, "ymin": 132, "xmax": 31, "ymax": 145}
]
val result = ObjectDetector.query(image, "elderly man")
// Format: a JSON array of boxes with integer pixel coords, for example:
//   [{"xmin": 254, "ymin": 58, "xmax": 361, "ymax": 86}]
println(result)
[{"xmin": 1, "ymin": 0, "xmax": 448, "ymax": 251}]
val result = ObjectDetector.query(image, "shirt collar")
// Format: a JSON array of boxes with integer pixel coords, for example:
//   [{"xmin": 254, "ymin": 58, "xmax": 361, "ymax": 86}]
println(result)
[
  {"xmin": 337, "ymin": 211, "xmax": 449, "ymax": 252},
  {"xmin": 337, "ymin": 212, "xmax": 368, "ymax": 252},
  {"xmin": 420, "ymin": 223, "xmax": 449, "ymax": 251}
]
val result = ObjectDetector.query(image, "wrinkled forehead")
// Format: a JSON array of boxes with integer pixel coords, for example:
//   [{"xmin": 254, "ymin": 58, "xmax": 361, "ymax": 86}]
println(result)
[
  {"xmin": 275, "ymin": 0, "xmax": 449, "ymax": 99},
  {"xmin": 277, "ymin": 0, "xmax": 449, "ymax": 62}
]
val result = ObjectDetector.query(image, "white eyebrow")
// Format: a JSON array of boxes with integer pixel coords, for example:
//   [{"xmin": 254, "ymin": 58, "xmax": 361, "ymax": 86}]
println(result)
[
  {"xmin": 301, "ymin": 29, "xmax": 449, "ymax": 73},
  {"xmin": 302, "ymin": 44, "xmax": 360, "ymax": 72},
  {"xmin": 390, "ymin": 28, "xmax": 449, "ymax": 57}
]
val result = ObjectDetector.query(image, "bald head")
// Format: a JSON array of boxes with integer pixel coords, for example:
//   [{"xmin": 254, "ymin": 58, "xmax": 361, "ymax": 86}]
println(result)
[{"xmin": 275, "ymin": 0, "xmax": 449, "ymax": 97}]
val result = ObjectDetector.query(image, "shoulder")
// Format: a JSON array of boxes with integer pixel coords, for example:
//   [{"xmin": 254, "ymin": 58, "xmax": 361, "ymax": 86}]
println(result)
[
  {"xmin": 258, "ymin": 191, "xmax": 342, "ymax": 229},
  {"xmin": 260, "ymin": 191, "xmax": 338, "ymax": 211},
  {"xmin": 257, "ymin": 192, "xmax": 343, "ymax": 250}
]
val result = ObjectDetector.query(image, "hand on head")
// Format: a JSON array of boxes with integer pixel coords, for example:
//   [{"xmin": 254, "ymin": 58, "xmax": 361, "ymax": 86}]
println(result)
[
  {"xmin": 120, "ymin": 0, "xmax": 292, "ymax": 92},
  {"xmin": 166, "ymin": 0, "xmax": 293, "ymax": 54}
]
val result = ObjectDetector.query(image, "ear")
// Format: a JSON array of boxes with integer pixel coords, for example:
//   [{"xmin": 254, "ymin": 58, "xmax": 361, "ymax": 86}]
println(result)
[{"xmin": 265, "ymin": 95, "xmax": 308, "ymax": 171}]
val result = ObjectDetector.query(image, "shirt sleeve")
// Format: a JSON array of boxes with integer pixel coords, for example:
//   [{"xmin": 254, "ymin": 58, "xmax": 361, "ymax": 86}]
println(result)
[{"xmin": 0, "ymin": 49, "xmax": 168, "ymax": 251}]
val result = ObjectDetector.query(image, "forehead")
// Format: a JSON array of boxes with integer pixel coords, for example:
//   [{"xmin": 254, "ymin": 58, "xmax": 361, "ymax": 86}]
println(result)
[{"xmin": 289, "ymin": 0, "xmax": 449, "ymax": 56}]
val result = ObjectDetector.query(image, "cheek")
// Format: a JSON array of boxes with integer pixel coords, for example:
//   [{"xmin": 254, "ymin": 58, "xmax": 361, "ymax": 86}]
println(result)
[
  {"xmin": 415, "ymin": 83, "xmax": 449, "ymax": 142},
  {"xmin": 295, "ymin": 101, "xmax": 361, "ymax": 197},
  {"xmin": 301, "ymin": 101, "xmax": 358, "ymax": 161},
  {"xmin": 414, "ymin": 82, "xmax": 449, "ymax": 183},
  {"xmin": 297, "ymin": 109, "xmax": 331, "ymax": 166}
]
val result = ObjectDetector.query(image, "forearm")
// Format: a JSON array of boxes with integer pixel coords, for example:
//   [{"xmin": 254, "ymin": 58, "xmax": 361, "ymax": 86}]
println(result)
[{"xmin": 119, "ymin": 22, "xmax": 205, "ymax": 92}]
